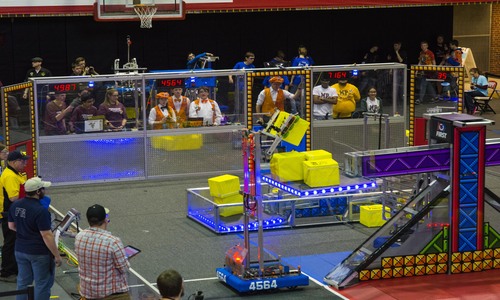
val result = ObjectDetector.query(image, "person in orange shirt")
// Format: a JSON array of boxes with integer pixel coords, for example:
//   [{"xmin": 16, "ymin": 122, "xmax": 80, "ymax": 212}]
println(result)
[
  {"xmin": 256, "ymin": 76, "xmax": 303, "ymax": 121},
  {"xmin": 148, "ymin": 92, "xmax": 176, "ymax": 129},
  {"xmin": 167, "ymin": 87, "xmax": 190, "ymax": 127}
]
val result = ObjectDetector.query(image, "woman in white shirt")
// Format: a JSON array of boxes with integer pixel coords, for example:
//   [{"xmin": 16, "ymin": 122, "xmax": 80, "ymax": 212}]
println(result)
[{"xmin": 360, "ymin": 87, "xmax": 383, "ymax": 114}]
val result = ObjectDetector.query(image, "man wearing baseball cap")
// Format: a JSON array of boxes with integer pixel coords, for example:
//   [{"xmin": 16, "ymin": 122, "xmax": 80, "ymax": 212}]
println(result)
[
  {"xmin": 23, "ymin": 57, "xmax": 52, "ymax": 100},
  {"xmin": 256, "ymin": 76, "xmax": 303, "ymax": 121},
  {"xmin": 7, "ymin": 176, "xmax": 61, "ymax": 298},
  {"xmin": 75, "ymin": 204, "xmax": 130, "ymax": 299},
  {"xmin": 0, "ymin": 150, "xmax": 29, "ymax": 282}
]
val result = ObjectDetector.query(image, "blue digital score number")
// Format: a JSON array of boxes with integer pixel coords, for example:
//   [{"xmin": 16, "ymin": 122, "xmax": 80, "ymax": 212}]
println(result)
[{"xmin": 159, "ymin": 79, "xmax": 184, "ymax": 87}]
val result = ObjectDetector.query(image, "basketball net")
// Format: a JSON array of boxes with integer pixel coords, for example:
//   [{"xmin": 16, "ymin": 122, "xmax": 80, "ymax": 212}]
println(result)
[{"xmin": 133, "ymin": 4, "xmax": 158, "ymax": 28}]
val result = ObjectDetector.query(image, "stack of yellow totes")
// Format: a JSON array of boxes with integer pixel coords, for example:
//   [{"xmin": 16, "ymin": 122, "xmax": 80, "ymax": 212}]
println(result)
[
  {"xmin": 303, "ymin": 149, "xmax": 333, "ymax": 161},
  {"xmin": 151, "ymin": 134, "xmax": 203, "ymax": 151},
  {"xmin": 360, "ymin": 204, "xmax": 391, "ymax": 227},
  {"xmin": 302, "ymin": 150, "xmax": 339, "ymax": 187},
  {"xmin": 208, "ymin": 174, "xmax": 243, "ymax": 217},
  {"xmin": 270, "ymin": 151, "xmax": 306, "ymax": 181}
]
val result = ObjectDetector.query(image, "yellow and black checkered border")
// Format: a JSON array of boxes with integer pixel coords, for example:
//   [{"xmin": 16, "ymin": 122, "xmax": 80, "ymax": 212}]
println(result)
[
  {"xmin": 1, "ymin": 82, "xmax": 38, "ymax": 175},
  {"xmin": 360, "ymin": 249, "xmax": 500, "ymax": 281},
  {"xmin": 408, "ymin": 66, "xmax": 464, "ymax": 146},
  {"xmin": 246, "ymin": 70, "xmax": 312, "ymax": 151},
  {"xmin": 360, "ymin": 253, "xmax": 448, "ymax": 281},
  {"xmin": 450, "ymin": 249, "xmax": 500, "ymax": 274}
]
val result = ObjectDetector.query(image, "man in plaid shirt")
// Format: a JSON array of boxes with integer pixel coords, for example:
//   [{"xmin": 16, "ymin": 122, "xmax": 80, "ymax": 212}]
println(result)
[{"xmin": 75, "ymin": 204, "xmax": 130, "ymax": 299}]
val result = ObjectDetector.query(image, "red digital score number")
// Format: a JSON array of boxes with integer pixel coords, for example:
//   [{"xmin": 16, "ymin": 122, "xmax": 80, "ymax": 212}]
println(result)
[
  {"xmin": 328, "ymin": 71, "xmax": 347, "ymax": 79},
  {"xmin": 160, "ymin": 79, "xmax": 183, "ymax": 87},
  {"xmin": 437, "ymin": 72, "xmax": 447, "ymax": 80},
  {"xmin": 53, "ymin": 84, "xmax": 77, "ymax": 92}
]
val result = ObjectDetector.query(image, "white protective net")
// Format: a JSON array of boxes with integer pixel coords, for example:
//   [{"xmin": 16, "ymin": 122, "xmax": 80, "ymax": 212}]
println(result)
[{"xmin": 133, "ymin": 4, "xmax": 158, "ymax": 28}]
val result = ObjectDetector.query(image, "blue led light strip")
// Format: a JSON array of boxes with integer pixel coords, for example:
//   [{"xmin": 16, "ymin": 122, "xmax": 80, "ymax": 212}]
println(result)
[
  {"xmin": 191, "ymin": 214, "xmax": 286, "ymax": 233},
  {"xmin": 261, "ymin": 175, "xmax": 377, "ymax": 197}
]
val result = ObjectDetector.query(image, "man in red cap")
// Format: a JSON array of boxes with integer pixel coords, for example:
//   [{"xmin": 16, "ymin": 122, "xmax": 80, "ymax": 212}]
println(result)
[{"xmin": 256, "ymin": 76, "xmax": 303, "ymax": 120}]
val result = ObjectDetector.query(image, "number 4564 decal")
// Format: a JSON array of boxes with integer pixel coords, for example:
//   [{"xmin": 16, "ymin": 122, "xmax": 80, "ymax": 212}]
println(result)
[{"xmin": 249, "ymin": 280, "xmax": 278, "ymax": 290}]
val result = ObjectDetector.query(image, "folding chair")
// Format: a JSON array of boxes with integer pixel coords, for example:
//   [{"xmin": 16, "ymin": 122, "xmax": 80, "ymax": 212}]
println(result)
[{"xmin": 474, "ymin": 81, "xmax": 498, "ymax": 114}]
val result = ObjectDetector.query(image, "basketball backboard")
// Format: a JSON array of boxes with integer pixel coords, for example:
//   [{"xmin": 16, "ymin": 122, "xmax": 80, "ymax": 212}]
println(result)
[{"xmin": 95, "ymin": 0, "xmax": 184, "ymax": 21}]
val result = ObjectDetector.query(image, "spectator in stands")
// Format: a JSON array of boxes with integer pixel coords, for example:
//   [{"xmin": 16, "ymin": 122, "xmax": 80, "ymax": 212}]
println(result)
[
  {"xmin": 97, "ymin": 89, "xmax": 128, "ymax": 130},
  {"xmin": 189, "ymin": 86, "xmax": 222, "ymax": 126},
  {"xmin": 157, "ymin": 269, "xmax": 184, "ymax": 300},
  {"xmin": 312, "ymin": 77, "xmax": 338, "ymax": 120},
  {"xmin": 70, "ymin": 62, "xmax": 84, "ymax": 76},
  {"xmin": 168, "ymin": 87, "xmax": 190, "ymax": 127},
  {"xmin": 44, "ymin": 90, "xmax": 73, "ymax": 135},
  {"xmin": 290, "ymin": 45, "xmax": 314, "ymax": 114},
  {"xmin": 416, "ymin": 40, "xmax": 438, "ymax": 104},
  {"xmin": 331, "ymin": 76, "xmax": 361, "ymax": 118},
  {"xmin": 437, "ymin": 39, "xmax": 462, "ymax": 100},
  {"xmin": 186, "ymin": 52, "xmax": 214, "ymax": 70},
  {"xmin": 358, "ymin": 44, "xmax": 382, "ymax": 96},
  {"xmin": 23, "ymin": 57, "xmax": 52, "ymax": 100},
  {"xmin": 266, "ymin": 50, "xmax": 289, "ymax": 68},
  {"xmin": 360, "ymin": 87, "xmax": 383, "ymax": 114},
  {"xmin": 387, "ymin": 41, "xmax": 407, "ymax": 64},
  {"xmin": 256, "ymin": 76, "xmax": 303, "ymax": 121},
  {"xmin": 444, "ymin": 39, "xmax": 462, "ymax": 66},
  {"xmin": 289, "ymin": 45, "xmax": 314, "ymax": 93},
  {"xmin": 465, "ymin": 68, "xmax": 489, "ymax": 114},
  {"xmin": 386, "ymin": 41, "xmax": 407, "ymax": 101},
  {"xmin": 228, "ymin": 52, "xmax": 256, "ymax": 85},
  {"xmin": 434, "ymin": 34, "xmax": 449, "ymax": 66},
  {"xmin": 75, "ymin": 204, "xmax": 130, "ymax": 300},
  {"xmin": 263, "ymin": 51, "xmax": 291, "ymax": 90},
  {"xmin": 75, "ymin": 57, "xmax": 99, "ymax": 75},
  {"xmin": 149, "ymin": 92, "xmax": 176, "ymax": 129},
  {"xmin": 229, "ymin": 52, "xmax": 256, "ymax": 118},
  {"xmin": 8, "ymin": 177, "xmax": 62, "ymax": 299},
  {"xmin": 0, "ymin": 151, "xmax": 29, "ymax": 283},
  {"xmin": 70, "ymin": 93, "xmax": 98, "ymax": 133}
]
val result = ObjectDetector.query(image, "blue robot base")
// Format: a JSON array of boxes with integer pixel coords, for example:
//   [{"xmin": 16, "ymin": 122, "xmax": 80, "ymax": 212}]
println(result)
[{"xmin": 216, "ymin": 266, "xmax": 309, "ymax": 293}]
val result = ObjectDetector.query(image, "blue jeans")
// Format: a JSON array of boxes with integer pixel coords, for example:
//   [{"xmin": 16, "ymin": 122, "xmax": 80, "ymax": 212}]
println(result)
[
  {"xmin": 15, "ymin": 251, "xmax": 55, "ymax": 300},
  {"xmin": 418, "ymin": 76, "xmax": 437, "ymax": 102}
]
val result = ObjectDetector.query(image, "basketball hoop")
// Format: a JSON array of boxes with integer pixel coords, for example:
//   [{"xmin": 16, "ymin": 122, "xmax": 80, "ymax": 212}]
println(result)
[{"xmin": 133, "ymin": 4, "xmax": 157, "ymax": 28}]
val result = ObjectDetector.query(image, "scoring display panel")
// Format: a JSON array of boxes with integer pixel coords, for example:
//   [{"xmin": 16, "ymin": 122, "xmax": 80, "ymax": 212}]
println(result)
[
  {"xmin": 157, "ymin": 79, "xmax": 184, "ymax": 88},
  {"xmin": 51, "ymin": 83, "xmax": 79, "ymax": 92}
]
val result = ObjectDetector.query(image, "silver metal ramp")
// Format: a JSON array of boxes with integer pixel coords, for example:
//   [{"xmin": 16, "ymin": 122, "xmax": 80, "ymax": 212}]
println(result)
[{"xmin": 324, "ymin": 178, "xmax": 450, "ymax": 289}]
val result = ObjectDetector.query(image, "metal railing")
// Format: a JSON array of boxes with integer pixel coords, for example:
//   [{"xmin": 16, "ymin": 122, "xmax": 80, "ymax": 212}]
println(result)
[{"xmin": 0, "ymin": 286, "xmax": 34, "ymax": 299}]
